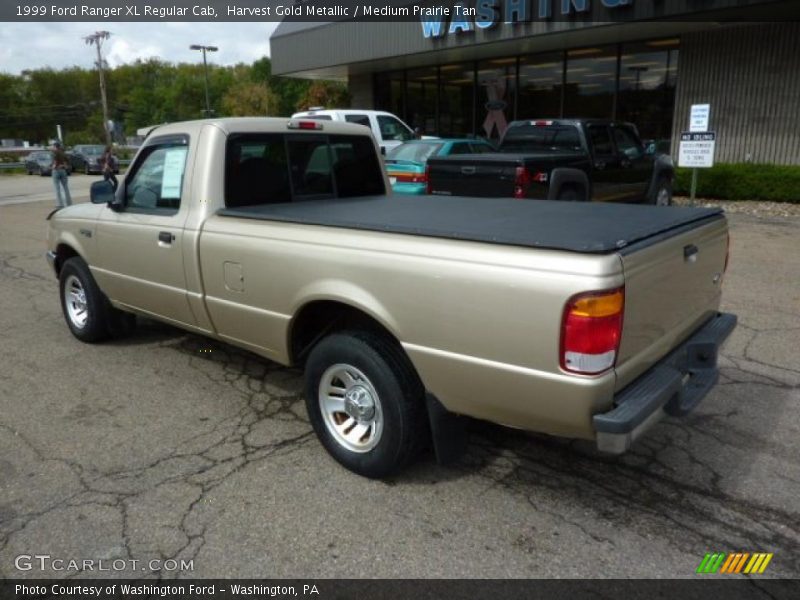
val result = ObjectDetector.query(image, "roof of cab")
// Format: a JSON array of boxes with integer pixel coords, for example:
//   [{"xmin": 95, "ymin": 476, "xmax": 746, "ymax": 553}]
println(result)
[{"xmin": 143, "ymin": 117, "xmax": 375, "ymax": 139}]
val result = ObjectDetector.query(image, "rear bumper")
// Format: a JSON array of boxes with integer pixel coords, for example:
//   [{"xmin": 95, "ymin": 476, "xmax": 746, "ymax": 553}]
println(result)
[
  {"xmin": 391, "ymin": 183, "xmax": 427, "ymax": 195},
  {"xmin": 594, "ymin": 312, "xmax": 737, "ymax": 454}
]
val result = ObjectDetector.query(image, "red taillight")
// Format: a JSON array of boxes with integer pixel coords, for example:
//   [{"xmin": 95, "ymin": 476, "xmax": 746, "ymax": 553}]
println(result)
[
  {"xmin": 287, "ymin": 120, "xmax": 323, "ymax": 130},
  {"xmin": 388, "ymin": 172, "xmax": 427, "ymax": 184},
  {"xmin": 561, "ymin": 288, "xmax": 625, "ymax": 375},
  {"xmin": 513, "ymin": 167, "xmax": 547, "ymax": 199},
  {"xmin": 514, "ymin": 166, "xmax": 530, "ymax": 199},
  {"xmin": 425, "ymin": 164, "xmax": 432, "ymax": 194}
]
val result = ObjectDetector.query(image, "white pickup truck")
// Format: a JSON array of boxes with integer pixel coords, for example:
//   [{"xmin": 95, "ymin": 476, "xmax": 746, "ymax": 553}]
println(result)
[{"xmin": 46, "ymin": 117, "xmax": 736, "ymax": 478}]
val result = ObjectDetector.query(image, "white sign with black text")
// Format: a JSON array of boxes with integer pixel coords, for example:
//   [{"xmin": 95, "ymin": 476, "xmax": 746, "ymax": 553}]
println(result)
[
  {"xmin": 689, "ymin": 104, "xmax": 711, "ymax": 132},
  {"xmin": 678, "ymin": 132, "xmax": 716, "ymax": 168}
]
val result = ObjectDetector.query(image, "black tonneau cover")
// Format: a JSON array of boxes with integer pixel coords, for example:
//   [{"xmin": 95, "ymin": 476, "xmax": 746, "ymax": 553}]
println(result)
[{"xmin": 218, "ymin": 196, "xmax": 722, "ymax": 254}]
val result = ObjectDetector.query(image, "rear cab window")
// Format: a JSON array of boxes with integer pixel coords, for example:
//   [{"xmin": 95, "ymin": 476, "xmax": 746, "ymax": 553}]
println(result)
[
  {"xmin": 225, "ymin": 133, "xmax": 385, "ymax": 208},
  {"xmin": 500, "ymin": 123, "xmax": 583, "ymax": 153},
  {"xmin": 344, "ymin": 114, "xmax": 371, "ymax": 128}
]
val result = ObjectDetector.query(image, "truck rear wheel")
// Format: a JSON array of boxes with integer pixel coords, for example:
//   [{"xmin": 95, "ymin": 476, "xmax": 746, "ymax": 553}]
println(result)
[{"xmin": 304, "ymin": 330, "xmax": 427, "ymax": 478}]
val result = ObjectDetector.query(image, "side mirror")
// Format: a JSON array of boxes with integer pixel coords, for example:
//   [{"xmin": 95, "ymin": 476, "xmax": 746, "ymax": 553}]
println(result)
[
  {"xmin": 644, "ymin": 142, "xmax": 657, "ymax": 156},
  {"xmin": 380, "ymin": 146, "xmax": 386, "ymax": 156},
  {"xmin": 90, "ymin": 180, "xmax": 114, "ymax": 205}
]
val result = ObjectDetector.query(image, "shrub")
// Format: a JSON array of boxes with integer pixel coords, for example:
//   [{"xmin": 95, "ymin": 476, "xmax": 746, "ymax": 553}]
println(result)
[{"xmin": 674, "ymin": 163, "xmax": 800, "ymax": 203}]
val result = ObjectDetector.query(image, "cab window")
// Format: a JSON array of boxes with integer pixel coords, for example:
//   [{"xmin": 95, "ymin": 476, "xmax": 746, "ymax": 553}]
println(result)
[
  {"xmin": 377, "ymin": 115, "xmax": 414, "ymax": 142},
  {"xmin": 587, "ymin": 126, "xmax": 615, "ymax": 156},
  {"xmin": 125, "ymin": 137, "xmax": 188, "ymax": 212},
  {"xmin": 613, "ymin": 127, "xmax": 644, "ymax": 160}
]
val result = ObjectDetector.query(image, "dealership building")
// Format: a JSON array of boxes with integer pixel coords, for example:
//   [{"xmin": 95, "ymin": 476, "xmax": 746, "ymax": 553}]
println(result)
[{"xmin": 271, "ymin": 0, "xmax": 799, "ymax": 164}]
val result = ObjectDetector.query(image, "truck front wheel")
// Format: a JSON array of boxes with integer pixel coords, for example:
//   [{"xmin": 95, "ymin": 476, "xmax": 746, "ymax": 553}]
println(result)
[
  {"xmin": 304, "ymin": 330, "xmax": 428, "ymax": 478},
  {"xmin": 59, "ymin": 257, "xmax": 135, "ymax": 342},
  {"xmin": 651, "ymin": 176, "xmax": 673, "ymax": 206}
]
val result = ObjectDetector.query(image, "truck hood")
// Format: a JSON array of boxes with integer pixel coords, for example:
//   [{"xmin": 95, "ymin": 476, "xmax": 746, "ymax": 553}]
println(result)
[{"xmin": 50, "ymin": 202, "xmax": 105, "ymax": 221}]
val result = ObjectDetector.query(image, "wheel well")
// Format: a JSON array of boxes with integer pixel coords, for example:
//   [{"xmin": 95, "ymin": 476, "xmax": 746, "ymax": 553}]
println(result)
[
  {"xmin": 289, "ymin": 301, "xmax": 402, "ymax": 367},
  {"xmin": 558, "ymin": 183, "xmax": 585, "ymax": 199},
  {"xmin": 54, "ymin": 244, "xmax": 79, "ymax": 275}
]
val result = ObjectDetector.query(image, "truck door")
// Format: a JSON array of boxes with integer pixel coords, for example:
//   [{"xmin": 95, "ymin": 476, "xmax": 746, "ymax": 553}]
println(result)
[
  {"xmin": 93, "ymin": 134, "xmax": 196, "ymax": 327},
  {"xmin": 611, "ymin": 125, "xmax": 652, "ymax": 202},
  {"xmin": 586, "ymin": 124, "xmax": 624, "ymax": 202}
]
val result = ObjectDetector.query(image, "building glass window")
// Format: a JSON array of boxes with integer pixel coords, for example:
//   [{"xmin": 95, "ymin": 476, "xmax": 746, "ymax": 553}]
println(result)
[
  {"xmin": 564, "ymin": 46, "xmax": 618, "ymax": 119},
  {"xmin": 374, "ymin": 71, "xmax": 404, "ymax": 120},
  {"xmin": 439, "ymin": 63, "xmax": 475, "ymax": 137},
  {"xmin": 372, "ymin": 38, "xmax": 679, "ymax": 146},
  {"xmin": 476, "ymin": 58, "xmax": 516, "ymax": 142},
  {"xmin": 518, "ymin": 52, "xmax": 564, "ymax": 120},
  {"xmin": 406, "ymin": 67, "xmax": 438, "ymax": 137},
  {"xmin": 618, "ymin": 39, "xmax": 679, "ymax": 151}
]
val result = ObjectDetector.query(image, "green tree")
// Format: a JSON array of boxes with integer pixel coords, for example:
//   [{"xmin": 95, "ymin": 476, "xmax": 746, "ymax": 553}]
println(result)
[
  {"xmin": 295, "ymin": 81, "xmax": 351, "ymax": 112},
  {"xmin": 222, "ymin": 81, "xmax": 280, "ymax": 116}
]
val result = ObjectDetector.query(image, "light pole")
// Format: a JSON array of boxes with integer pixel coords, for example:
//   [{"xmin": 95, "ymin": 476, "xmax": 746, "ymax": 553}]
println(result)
[
  {"xmin": 190, "ymin": 44, "xmax": 218, "ymax": 117},
  {"xmin": 84, "ymin": 31, "xmax": 112, "ymax": 145}
]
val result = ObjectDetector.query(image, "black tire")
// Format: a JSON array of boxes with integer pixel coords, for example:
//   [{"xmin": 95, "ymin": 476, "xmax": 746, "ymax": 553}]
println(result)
[
  {"xmin": 58, "ymin": 257, "xmax": 136, "ymax": 343},
  {"xmin": 304, "ymin": 330, "xmax": 428, "ymax": 478},
  {"xmin": 650, "ymin": 176, "xmax": 673, "ymax": 206},
  {"xmin": 556, "ymin": 185, "xmax": 584, "ymax": 202}
]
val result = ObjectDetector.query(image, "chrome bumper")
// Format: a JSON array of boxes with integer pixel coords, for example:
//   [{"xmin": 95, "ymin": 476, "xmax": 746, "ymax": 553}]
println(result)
[{"xmin": 594, "ymin": 312, "xmax": 737, "ymax": 454}]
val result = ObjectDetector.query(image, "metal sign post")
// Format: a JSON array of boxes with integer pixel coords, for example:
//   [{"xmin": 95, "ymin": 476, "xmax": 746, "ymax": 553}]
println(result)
[{"xmin": 680, "ymin": 103, "xmax": 715, "ymax": 206}]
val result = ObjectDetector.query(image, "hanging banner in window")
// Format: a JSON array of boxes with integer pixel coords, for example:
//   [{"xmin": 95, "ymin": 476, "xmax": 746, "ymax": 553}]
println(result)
[{"xmin": 161, "ymin": 147, "xmax": 188, "ymax": 199}]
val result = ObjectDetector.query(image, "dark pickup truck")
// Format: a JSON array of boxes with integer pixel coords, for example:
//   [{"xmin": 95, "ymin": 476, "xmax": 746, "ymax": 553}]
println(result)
[{"xmin": 426, "ymin": 119, "xmax": 674, "ymax": 205}]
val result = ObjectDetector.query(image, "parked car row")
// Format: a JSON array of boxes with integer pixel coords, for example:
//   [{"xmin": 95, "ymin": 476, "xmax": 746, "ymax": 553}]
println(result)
[
  {"xmin": 24, "ymin": 151, "xmax": 69, "ymax": 176},
  {"xmin": 384, "ymin": 119, "xmax": 674, "ymax": 206},
  {"xmin": 22, "ymin": 144, "xmax": 121, "ymax": 177}
]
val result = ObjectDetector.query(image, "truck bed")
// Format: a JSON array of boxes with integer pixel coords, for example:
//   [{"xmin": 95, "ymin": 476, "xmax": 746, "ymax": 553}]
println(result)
[{"xmin": 218, "ymin": 196, "xmax": 722, "ymax": 254}]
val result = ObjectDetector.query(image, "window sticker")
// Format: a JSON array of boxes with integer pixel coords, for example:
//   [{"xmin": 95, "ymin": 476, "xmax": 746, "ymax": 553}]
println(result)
[{"xmin": 161, "ymin": 147, "xmax": 188, "ymax": 199}]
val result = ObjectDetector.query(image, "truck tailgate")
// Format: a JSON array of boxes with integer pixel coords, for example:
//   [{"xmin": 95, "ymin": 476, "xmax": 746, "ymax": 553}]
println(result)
[
  {"xmin": 427, "ymin": 156, "xmax": 516, "ymax": 197},
  {"xmin": 615, "ymin": 216, "xmax": 729, "ymax": 391}
]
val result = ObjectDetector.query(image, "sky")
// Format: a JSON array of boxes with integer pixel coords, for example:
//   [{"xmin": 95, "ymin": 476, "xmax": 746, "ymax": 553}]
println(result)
[{"xmin": 0, "ymin": 22, "xmax": 280, "ymax": 75}]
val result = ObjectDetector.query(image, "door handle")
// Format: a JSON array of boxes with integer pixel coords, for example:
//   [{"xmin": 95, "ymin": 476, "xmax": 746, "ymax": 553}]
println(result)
[
  {"xmin": 158, "ymin": 231, "xmax": 174, "ymax": 244},
  {"xmin": 461, "ymin": 166, "xmax": 476, "ymax": 175},
  {"xmin": 620, "ymin": 158, "xmax": 632, "ymax": 168},
  {"xmin": 594, "ymin": 160, "xmax": 606, "ymax": 170}
]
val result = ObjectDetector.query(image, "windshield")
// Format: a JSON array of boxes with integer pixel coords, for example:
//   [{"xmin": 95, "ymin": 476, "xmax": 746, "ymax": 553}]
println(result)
[
  {"xmin": 387, "ymin": 142, "xmax": 442, "ymax": 163},
  {"xmin": 500, "ymin": 125, "xmax": 583, "ymax": 153}
]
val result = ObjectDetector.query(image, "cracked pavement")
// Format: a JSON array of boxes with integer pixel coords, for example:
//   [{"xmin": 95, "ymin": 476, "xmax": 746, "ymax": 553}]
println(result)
[{"xmin": 0, "ymin": 179, "xmax": 798, "ymax": 579}]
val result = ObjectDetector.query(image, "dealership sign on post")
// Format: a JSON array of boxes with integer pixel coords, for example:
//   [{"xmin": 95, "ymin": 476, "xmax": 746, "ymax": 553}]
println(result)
[
  {"xmin": 689, "ymin": 103, "xmax": 711, "ymax": 132},
  {"xmin": 678, "ymin": 132, "xmax": 716, "ymax": 168}
]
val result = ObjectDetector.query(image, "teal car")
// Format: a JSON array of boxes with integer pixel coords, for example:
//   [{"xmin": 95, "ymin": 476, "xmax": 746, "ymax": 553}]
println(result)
[{"xmin": 385, "ymin": 138, "xmax": 495, "ymax": 195}]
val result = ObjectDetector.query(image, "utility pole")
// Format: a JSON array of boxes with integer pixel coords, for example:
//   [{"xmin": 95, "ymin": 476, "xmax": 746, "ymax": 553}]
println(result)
[
  {"xmin": 190, "ymin": 44, "xmax": 218, "ymax": 117},
  {"xmin": 84, "ymin": 31, "xmax": 112, "ymax": 145}
]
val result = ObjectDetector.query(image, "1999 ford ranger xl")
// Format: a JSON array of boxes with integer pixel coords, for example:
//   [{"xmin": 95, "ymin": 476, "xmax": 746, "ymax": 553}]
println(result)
[{"xmin": 46, "ymin": 118, "xmax": 736, "ymax": 478}]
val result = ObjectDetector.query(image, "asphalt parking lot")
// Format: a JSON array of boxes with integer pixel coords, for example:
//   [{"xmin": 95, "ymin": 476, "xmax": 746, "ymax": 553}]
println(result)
[{"xmin": 0, "ymin": 175, "xmax": 798, "ymax": 580}]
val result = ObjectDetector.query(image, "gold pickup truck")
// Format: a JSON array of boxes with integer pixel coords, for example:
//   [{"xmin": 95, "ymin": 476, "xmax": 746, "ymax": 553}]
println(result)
[{"xmin": 46, "ymin": 118, "xmax": 736, "ymax": 478}]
